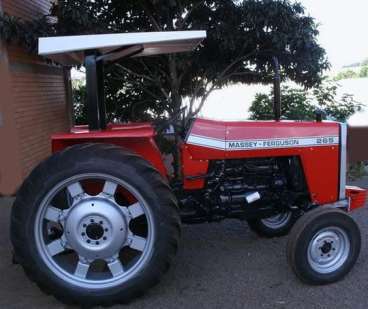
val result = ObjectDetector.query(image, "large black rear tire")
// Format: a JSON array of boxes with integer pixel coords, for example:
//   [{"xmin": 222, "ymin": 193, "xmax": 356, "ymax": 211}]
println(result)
[
  {"xmin": 11, "ymin": 143, "xmax": 180, "ymax": 306},
  {"xmin": 287, "ymin": 207, "xmax": 361, "ymax": 285}
]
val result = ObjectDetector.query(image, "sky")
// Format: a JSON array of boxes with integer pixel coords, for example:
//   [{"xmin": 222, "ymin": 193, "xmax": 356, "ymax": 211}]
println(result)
[
  {"xmin": 201, "ymin": 0, "xmax": 368, "ymax": 124},
  {"xmin": 300, "ymin": 0, "xmax": 368, "ymax": 71}
]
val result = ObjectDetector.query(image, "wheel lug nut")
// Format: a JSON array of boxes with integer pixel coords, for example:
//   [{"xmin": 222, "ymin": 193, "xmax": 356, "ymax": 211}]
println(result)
[
  {"xmin": 103, "ymin": 237, "xmax": 107, "ymax": 240},
  {"xmin": 87, "ymin": 239, "xmax": 91, "ymax": 243},
  {"xmin": 81, "ymin": 232, "xmax": 85, "ymax": 236},
  {"xmin": 83, "ymin": 224, "xmax": 87, "ymax": 228},
  {"xmin": 105, "ymin": 228, "xmax": 108, "ymax": 232},
  {"xmin": 96, "ymin": 241, "xmax": 99, "ymax": 245},
  {"xmin": 90, "ymin": 219, "xmax": 94, "ymax": 223},
  {"xmin": 99, "ymin": 221, "xmax": 103, "ymax": 225}
]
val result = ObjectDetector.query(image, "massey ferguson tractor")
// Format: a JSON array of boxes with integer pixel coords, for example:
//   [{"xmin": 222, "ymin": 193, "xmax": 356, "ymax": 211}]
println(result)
[{"xmin": 10, "ymin": 31, "xmax": 367, "ymax": 306}]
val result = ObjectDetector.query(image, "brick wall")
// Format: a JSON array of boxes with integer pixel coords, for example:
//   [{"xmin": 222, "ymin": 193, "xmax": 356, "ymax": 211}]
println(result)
[
  {"xmin": 9, "ymin": 61, "xmax": 69, "ymax": 178},
  {"xmin": 2, "ymin": 0, "xmax": 51, "ymax": 20},
  {"xmin": 0, "ymin": 0, "xmax": 71, "ymax": 195}
]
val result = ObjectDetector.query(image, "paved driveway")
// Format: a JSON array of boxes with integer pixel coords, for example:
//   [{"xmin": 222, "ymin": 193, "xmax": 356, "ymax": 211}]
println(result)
[{"xmin": 0, "ymin": 178, "xmax": 367, "ymax": 309}]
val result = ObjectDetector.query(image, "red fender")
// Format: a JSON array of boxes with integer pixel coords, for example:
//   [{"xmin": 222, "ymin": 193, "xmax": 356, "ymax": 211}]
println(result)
[{"xmin": 51, "ymin": 123, "xmax": 168, "ymax": 178}]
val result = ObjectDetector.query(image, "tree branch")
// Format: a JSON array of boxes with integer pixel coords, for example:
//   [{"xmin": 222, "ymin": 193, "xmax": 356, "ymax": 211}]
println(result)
[
  {"xmin": 177, "ymin": 2, "xmax": 203, "ymax": 29},
  {"xmin": 116, "ymin": 63, "xmax": 171, "ymax": 102},
  {"xmin": 187, "ymin": 49, "xmax": 271, "ymax": 119},
  {"xmin": 189, "ymin": 82, "xmax": 217, "ymax": 119},
  {"xmin": 220, "ymin": 71, "xmax": 261, "ymax": 80},
  {"xmin": 188, "ymin": 77, "xmax": 208, "ymax": 114},
  {"xmin": 216, "ymin": 51, "xmax": 258, "ymax": 81},
  {"xmin": 139, "ymin": 60, "xmax": 171, "ymax": 101},
  {"xmin": 140, "ymin": 1, "xmax": 162, "ymax": 31},
  {"xmin": 115, "ymin": 64, "xmax": 155, "ymax": 82}
]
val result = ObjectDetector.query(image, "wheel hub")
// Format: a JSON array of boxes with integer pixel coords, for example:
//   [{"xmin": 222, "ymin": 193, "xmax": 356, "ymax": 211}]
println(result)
[
  {"xmin": 64, "ymin": 196, "xmax": 127, "ymax": 261},
  {"xmin": 311, "ymin": 233, "xmax": 338, "ymax": 261},
  {"xmin": 86, "ymin": 223, "xmax": 104, "ymax": 240},
  {"xmin": 261, "ymin": 212, "xmax": 291, "ymax": 229},
  {"xmin": 307, "ymin": 227, "xmax": 350, "ymax": 274},
  {"xmin": 320, "ymin": 241, "xmax": 333, "ymax": 254}
]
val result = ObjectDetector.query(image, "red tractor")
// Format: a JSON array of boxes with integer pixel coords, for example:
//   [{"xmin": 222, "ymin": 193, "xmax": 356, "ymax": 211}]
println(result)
[{"xmin": 11, "ymin": 31, "xmax": 367, "ymax": 306}]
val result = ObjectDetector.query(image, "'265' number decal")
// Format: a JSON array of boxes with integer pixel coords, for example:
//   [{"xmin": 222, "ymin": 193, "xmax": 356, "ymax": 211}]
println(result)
[{"xmin": 316, "ymin": 137, "xmax": 337, "ymax": 145}]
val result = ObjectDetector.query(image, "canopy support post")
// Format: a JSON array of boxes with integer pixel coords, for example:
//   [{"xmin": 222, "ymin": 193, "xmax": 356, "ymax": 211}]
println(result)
[{"xmin": 85, "ymin": 53, "xmax": 106, "ymax": 131}]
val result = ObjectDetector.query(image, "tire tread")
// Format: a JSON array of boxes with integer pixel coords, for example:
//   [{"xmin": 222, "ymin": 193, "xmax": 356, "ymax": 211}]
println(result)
[{"xmin": 11, "ymin": 143, "xmax": 180, "ymax": 306}]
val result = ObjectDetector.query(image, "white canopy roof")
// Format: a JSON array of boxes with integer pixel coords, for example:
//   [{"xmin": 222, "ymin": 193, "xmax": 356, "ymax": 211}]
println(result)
[{"xmin": 38, "ymin": 31, "xmax": 206, "ymax": 65}]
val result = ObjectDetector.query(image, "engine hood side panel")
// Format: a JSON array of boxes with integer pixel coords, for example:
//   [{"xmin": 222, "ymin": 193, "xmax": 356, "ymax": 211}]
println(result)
[{"xmin": 184, "ymin": 118, "xmax": 341, "ymax": 205}]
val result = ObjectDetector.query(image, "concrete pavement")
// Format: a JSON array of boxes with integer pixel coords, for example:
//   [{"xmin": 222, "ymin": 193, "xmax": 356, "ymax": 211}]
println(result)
[{"xmin": 0, "ymin": 178, "xmax": 367, "ymax": 308}]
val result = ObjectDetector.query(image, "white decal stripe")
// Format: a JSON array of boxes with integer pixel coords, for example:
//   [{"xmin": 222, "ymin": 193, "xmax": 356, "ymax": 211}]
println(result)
[
  {"xmin": 187, "ymin": 135, "xmax": 226, "ymax": 150},
  {"xmin": 190, "ymin": 133, "xmax": 226, "ymax": 141},
  {"xmin": 187, "ymin": 135, "xmax": 339, "ymax": 151},
  {"xmin": 189, "ymin": 133, "xmax": 339, "ymax": 142}
]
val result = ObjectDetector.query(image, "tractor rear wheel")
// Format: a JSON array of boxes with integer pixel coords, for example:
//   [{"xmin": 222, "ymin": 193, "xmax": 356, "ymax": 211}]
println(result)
[
  {"xmin": 11, "ymin": 143, "xmax": 180, "ymax": 306},
  {"xmin": 287, "ymin": 207, "xmax": 361, "ymax": 285},
  {"xmin": 247, "ymin": 211, "xmax": 297, "ymax": 237}
]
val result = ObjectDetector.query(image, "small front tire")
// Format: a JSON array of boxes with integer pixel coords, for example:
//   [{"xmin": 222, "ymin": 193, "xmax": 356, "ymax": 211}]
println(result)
[
  {"xmin": 247, "ymin": 211, "xmax": 297, "ymax": 237},
  {"xmin": 287, "ymin": 207, "xmax": 361, "ymax": 285}
]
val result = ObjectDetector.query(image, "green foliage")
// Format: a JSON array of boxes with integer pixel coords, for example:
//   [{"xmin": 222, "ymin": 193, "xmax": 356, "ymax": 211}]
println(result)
[
  {"xmin": 334, "ymin": 65, "xmax": 368, "ymax": 81},
  {"xmin": 54, "ymin": 0, "xmax": 329, "ymax": 124},
  {"xmin": 0, "ymin": 13, "xmax": 54, "ymax": 53},
  {"xmin": 1, "ymin": 1, "xmax": 330, "ymax": 128},
  {"xmin": 249, "ymin": 80, "xmax": 363, "ymax": 122},
  {"xmin": 359, "ymin": 65, "xmax": 368, "ymax": 78},
  {"xmin": 250, "ymin": 87, "xmax": 315, "ymax": 120},
  {"xmin": 334, "ymin": 70, "xmax": 358, "ymax": 81},
  {"xmin": 348, "ymin": 161, "xmax": 367, "ymax": 181},
  {"xmin": 72, "ymin": 79, "xmax": 88, "ymax": 124}
]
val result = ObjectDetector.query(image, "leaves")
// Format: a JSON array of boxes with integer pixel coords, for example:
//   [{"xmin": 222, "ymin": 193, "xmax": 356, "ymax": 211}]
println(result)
[
  {"xmin": 334, "ymin": 70, "xmax": 359, "ymax": 81},
  {"xmin": 0, "ymin": 13, "xmax": 55, "ymax": 53},
  {"xmin": 55, "ymin": 0, "xmax": 329, "ymax": 124},
  {"xmin": 1, "ymin": 1, "xmax": 330, "ymax": 126},
  {"xmin": 359, "ymin": 65, "xmax": 368, "ymax": 78},
  {"xmin": 249, "ymin": 80, "xmax": 363, "ymax": 122},
  {"xmin": 334, "ymin": 65, "xmax": 368, "ymax": 81}
]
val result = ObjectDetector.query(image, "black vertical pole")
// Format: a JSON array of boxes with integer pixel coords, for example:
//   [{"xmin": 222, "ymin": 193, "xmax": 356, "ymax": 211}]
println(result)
[
  {"xmin": 85, "ymin": 53, "xmax": 106, "ymax": 130},
  {"xmin": 97, "ymin": 60, "xmax": 106, "ymax": 129},
  {"xmin": 273, "ymin": 56, "xmax": 281, "ymax": 121}
]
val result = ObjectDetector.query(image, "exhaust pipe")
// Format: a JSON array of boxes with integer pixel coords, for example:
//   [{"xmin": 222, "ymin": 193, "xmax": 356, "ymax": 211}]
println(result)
[
  {"xmin": 220, "ymin": 191, "xmax": 261, "ymax": 205},
  {"xmin": 273, "ymin": 56, "xmax": 281, "ymax": 121}
]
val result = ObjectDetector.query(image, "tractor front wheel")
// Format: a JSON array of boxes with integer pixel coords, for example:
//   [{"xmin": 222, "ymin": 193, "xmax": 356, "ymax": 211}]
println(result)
[
  {"xmin": 287, "ymin": 207, "xmax": 361, "ymax": 285},
  {"xmin": 11, "ymin": 143, "xmax": 180, "ymax": 306},
  {"xmin": 247, "ymin": 211, "xmax": 297, "ymax": 237}
]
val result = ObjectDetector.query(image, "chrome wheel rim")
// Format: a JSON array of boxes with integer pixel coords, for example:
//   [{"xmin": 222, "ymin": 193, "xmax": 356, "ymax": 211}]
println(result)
[
  {"xmin": 261, "ymin": 212, "xmax": 291, "ymax": 229},
  {"xmin": 34, "ymin": 173, "xmax": 155, "ymax": 289},
  {"xmin": 307, "ymin": 227, "xmax": 350, "ymax": 274}
]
